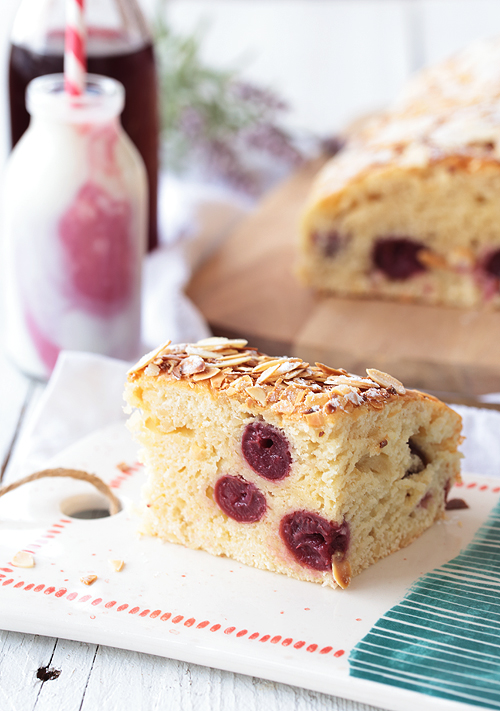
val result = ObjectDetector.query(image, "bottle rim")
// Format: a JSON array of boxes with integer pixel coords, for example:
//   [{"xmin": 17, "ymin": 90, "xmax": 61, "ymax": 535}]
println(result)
[{"xmin": 26, "ymin": 73, "xmax": 125, "ymax": 122}]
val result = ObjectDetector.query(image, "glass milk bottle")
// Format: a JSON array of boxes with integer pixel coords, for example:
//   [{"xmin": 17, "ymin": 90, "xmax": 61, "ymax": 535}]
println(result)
[
  {"xmin": 9, "ymin": 0, "xmax": 159, "ymax": 251},
  {"xmin": 2, "ymin": 73, "xmax": 147, "ymax": 380}
]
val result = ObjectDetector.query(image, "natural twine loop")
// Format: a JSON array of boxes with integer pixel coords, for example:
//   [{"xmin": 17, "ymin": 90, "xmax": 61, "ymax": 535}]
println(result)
[{"xmin": 0, "ymin": 468, "xmax": 121, "ymax": 516}]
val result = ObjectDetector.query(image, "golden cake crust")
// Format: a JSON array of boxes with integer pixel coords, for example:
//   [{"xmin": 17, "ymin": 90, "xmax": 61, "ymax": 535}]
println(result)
[{"xmin": 128, "ymin": 337, "xmax": 448, "ymax": 430}]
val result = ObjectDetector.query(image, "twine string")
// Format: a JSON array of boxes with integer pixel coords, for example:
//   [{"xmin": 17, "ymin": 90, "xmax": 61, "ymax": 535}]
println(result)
[{"xmin": 0, "ymin": 468, "xmax": 121, "ymax": 516}]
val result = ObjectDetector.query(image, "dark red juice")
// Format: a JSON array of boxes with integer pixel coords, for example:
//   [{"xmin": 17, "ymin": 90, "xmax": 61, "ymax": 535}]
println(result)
[{"xmin": 9, "ymin": 38, "xmax": 159, "ymax": 251}]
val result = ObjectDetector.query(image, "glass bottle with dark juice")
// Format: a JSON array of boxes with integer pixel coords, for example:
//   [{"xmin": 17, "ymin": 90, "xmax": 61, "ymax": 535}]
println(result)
[{"xmin": 8, "ymin": 0, "xmax": 159, "ymax": 251}]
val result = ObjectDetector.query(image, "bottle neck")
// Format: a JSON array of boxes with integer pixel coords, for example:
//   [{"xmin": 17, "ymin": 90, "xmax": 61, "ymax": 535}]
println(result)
[{"xmin": 11, "ymin": 0, "xmax": 151, "ymax": 55}]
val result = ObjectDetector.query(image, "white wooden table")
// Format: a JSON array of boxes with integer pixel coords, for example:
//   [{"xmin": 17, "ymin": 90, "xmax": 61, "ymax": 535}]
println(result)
[{"xmin": 0, "ymin": 343, "xmax": 382, "ymax": 710}]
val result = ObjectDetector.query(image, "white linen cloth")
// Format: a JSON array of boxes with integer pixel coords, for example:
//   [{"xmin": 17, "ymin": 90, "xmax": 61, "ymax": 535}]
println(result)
[{"xmin": 7, "ymin": 350, "xmax": 500, "ymax": 484}]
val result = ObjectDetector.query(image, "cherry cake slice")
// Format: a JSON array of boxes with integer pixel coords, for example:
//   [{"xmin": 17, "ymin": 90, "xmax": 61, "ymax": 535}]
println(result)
[{"xmin": 126, "ymin": 338, "xmax": 462, "ymax": 589}]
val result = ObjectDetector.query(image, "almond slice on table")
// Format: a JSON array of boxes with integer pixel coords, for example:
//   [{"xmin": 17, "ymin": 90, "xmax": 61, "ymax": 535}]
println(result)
[{"xmin": 12, "ymin": 551, "xmax": 35, "ymax": 568}]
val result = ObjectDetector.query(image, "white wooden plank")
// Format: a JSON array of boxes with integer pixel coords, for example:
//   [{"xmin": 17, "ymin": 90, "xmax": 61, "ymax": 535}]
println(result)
[
  {"xmin": 420, "ymin": 0, "xmax": 500, "ymax": 66},
  {"xmin": 34, "ymin": 639, "xmax": 98, "ymax": 711},
  {"xmin": 165, "ymin": 0, "xmax": 413, "ymax": 135},
  {"xmin": 79, "ymin": 644, "xmax": 382, "ymax": 711},
  {"xmin": 0, "ymin": 631, "xmax": 57, "ymax": 711}
]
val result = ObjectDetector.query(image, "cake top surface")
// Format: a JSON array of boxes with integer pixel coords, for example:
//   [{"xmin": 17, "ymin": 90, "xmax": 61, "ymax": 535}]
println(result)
[
  {"xmin": 127, "ymin": 337, "xmax": 432, "ymax": 427},
  {"xmin": 306, "ymin": 36, "xmax": 500, "ymax": 208}
]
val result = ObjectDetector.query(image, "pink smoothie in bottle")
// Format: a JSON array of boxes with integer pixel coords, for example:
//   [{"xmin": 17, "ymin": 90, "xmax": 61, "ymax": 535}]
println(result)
[{"xmin": 2, "ymin": 74, "xmax": 147, "ymax": 379}]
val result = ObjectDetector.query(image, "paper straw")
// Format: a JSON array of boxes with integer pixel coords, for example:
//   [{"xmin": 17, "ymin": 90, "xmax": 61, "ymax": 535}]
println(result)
[{"xmin": 64, "ymin": 0, "xmax": 86, "ymax": 96}]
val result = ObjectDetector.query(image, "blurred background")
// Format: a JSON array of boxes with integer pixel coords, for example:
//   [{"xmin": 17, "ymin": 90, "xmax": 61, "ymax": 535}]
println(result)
[
  {"xmin": 4, "ymin": 0, "xmax": 500, "ymax": 370},
  {"xmin": 2, "ymin": 0, "xmax": 500, "ymax": 190}
]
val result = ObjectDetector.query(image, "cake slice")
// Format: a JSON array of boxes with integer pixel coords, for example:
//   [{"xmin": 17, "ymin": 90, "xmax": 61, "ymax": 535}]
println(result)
[
  {"xmin": 125, "ymin": 337, "xmax": 462, "ymax": 589},
  {"xmin": 299, "ymin": 36, "xmax": 500, "ymax": 309}
]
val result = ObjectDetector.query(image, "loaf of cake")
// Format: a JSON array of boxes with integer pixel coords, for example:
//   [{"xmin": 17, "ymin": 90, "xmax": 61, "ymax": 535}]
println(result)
[
  {"xmin": 125, "ymin": 337, "xmax": 462, "ymax": 589},
  {"xmin": 299, "ymin": 36, "xmax": 500, "ymax": 309}
]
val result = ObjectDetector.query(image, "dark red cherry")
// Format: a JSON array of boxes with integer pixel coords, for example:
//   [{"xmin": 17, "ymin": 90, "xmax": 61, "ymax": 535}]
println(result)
[
  {"xmin": 280, "ymin": 511, "xmax": 349, "ymax": 571},
  {"xmin": 214, "ymin": 475, "xmax": 266, "ymax": 523},
  {"xmin": 373, "ymin": 237, "xmax": 427, "ymax": 280},
  {"xmin": 484, "ymin": 249, "xmax": 500, "ymax": 278},
  {"xmin": 242, "ymin": 422, "xmax": 291, "ymax": 480}
]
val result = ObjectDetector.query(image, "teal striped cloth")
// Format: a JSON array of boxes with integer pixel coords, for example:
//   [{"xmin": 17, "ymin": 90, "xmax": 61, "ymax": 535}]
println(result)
[{"xmin": 350, "ymin": 503, "xmax": 500, "ymax": 709}]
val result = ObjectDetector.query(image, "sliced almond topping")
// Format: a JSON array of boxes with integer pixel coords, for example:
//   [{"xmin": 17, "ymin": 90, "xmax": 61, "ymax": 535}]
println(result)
[
  {"xmin": 283, "ymin": 367, "xmax": 309, "ymax": 380},
  {"xmin": 366, "ymin": 368, "xmax": 406, "ymax": 395},
  {"xmin": 12, "ymin": 551, "xmax": 35, "ymax": 568},
  {"xmin": 256, "ymin": 363, "xmax": 282, "ymax": 384},
  {"xmin": 192, "ymin": 366, "xmax": 221, "ymax": 382},
  {"xmin": 276, "ymin": 360, "xmax": 306, "ymax": 375},
  {"xmin": 185, "ymin": 346, "xmax": 220, "ymax": 359},
  {"xmin": 110, "ymin": 559, "xmax": 124, "ymax": 572},
  {"xmin": 332, "ymin": 557, "xmax": 351, "ymax": 589},
  {"xmin": 81, "ymin": 574, "xmax": 98, "ymax": 586},
  {"xmin": 325, "ymin": 375, "xmax": 379, "ymax": 389},
  {"xmin": 180, "ymin": 355, "xmax": 206, "ymax": 376},
  {"xmin": 127, "ymin": 340, "xmax": 171, "ymax": 375},
  {"xmin": 315, "ymin": 363, "xmax": 347, "ymax": 376},
  {"xmin": 144, "ymin": 363, "xmax": 161, "ymax": 377},
  {"xmin": 209, "ymin": 372, "xmax": 226, "ymax": 389},
  {"xmin": 245, "ymin": 386, "xmax": 267, "ymax": 406},
  {"xmin": 225, "ymin": 375, "xmax": 254, "ymax": 392},
  {"xmin": 252, "ymin": 358, "xmax": 285, "ymax": 373},
  {"xmin": 304, "ymin": 410, "xmax": 326, "ymax": 427},
  {"xmin": 195, "ymin": 337, "xmax": 248, "ymax": 350},
  {"xmin": 214, "ymin": 354, "xmax": 255, "ymax": 367}
]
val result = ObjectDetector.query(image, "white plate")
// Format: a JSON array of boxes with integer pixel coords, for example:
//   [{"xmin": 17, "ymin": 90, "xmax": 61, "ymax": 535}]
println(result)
[{"xmin": 0, "ymin": 423, "xmax": 495, "ymax": 711}]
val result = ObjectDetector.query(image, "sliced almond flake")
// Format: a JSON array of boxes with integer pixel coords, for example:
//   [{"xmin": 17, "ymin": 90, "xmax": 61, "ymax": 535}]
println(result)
[
  {"xmin": 245, "ymin": 386, "xmax": 267, "ymax": 406},
  {"xmin": 215, "ymin": 350, "xmax": 239, "ymax": 357},
  {"xmin": 209, "ymin": 372, "xmax": 226, "ymax": 389},
  {"xmin": 166, "ymin": 342, "xmax": 188, "ymax": 353},
  {"xmin": 225, "ymin": 375, "xmax": 254, "ymax": 393},
  {"xmin": 283, "ymin": 368, "xmax": 309, "ymax": 380},
  {"xmin": 332, "ymin": 556, "xmax": 352, "ymax": 589},
  {"xmin": 256, "ymin": 363, "xmax": 282, "ymax": 384},
  {"xmin": 109, "ymin": 559, "xmax": 125, "ymax": 572},
  {"xmin": 276, "ymin": 360, "xmax": 307, "ymax": 375},
  {"xmin": 272, "ymin": 399, "xmax": 296, "ymax": 415},
  {"xmin": 252, "ymin": 358, "xmax": 285, "ymax": 373},
  {"xmin": 180, "ymin": 355, "xmax": 206, "ymax": 376},
  {"xmin": 330, "ymin": 384, "xmax": 355, "ymax": 396},
  {"xmin": 12, "ymin": 551, "xmax": 35, "ymax": 568},
  {"xmin": 144, "ymin": 363, "xmax": 161, "ymax": 377},
  {"xmin": 81, "ymin": 574, "xmax": 98, "ymax": 586},
  {"xmin": 192, "ymin": 366, "xmax": 221, "ymax": 382},
  {"xmin": 304, "ymin": 410, "xmax": 326, "ymax": 427},
  {"xmin": 294, "ymin": 389, "xmax": 307, "ymax": 405},
  {"xmin": 127, "ymin": 340, "xmax": 171, "ymax": 375},
  {"xmin": 195, "ymin": 337, "xmax": 248, "ymax": 350},
  {"xmin": 304, "ymin": 392, "xmax": 331, "ymax": 409},
  {"xmin": 366, "ymin": 368, "xmax": 406, "ymax": 395},
  {"xmin": 325, "ymin": 375, "xmax": 379, "ymax": 389},
  {"xmin": 315, "ymin": 363, "xmax": 348, "ymax": 376},
  {"xmin": 213, "ymin": 354, "xmax": 255, "ymax": 367},
  {"xmin": 185, "ymin": 345, "xmax": 220, "ymax": 359}
]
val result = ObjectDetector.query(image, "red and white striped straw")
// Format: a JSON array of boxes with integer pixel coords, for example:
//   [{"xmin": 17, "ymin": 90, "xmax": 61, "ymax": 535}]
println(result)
[{"xmin": 64, "ymin": 0, "xmax": 86, "ymax": 96}]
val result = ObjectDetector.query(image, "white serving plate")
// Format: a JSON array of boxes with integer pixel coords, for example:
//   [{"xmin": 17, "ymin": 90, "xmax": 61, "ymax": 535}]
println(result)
[{"xmin": 0, "ymin": 423, "xmax": 494, "ymax": 711}]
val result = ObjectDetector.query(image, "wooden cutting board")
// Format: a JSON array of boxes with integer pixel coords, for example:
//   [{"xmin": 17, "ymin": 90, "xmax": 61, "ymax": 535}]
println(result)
[{"xmin": 187, "ymin": 158, "xmax": 500, "ymax": 398}]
